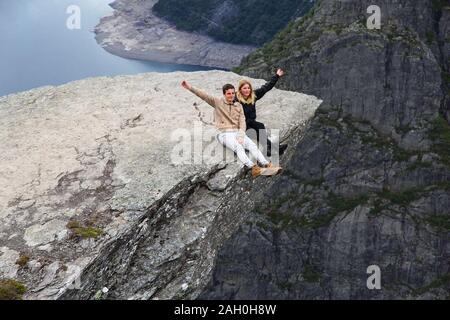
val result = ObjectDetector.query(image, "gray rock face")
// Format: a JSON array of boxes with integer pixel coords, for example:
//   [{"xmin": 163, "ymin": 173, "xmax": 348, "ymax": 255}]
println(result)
[
  {"xmin": 0, "ymin": 71, "xmax": 320, "ymax": 299},
  {"xmin": 200, "ymin": 112, "xmax": 450, "ymax": 299},
  {"xmin": 200, "ymin": 0, "xmax": 450, "ymax": 299},
  {"xmin": 439, "ymin": 6, "xmax": 450, "ymax": 121},
  {"xmin": 240, "ymin": 0, "xmax": 448, "ymax": 139}
]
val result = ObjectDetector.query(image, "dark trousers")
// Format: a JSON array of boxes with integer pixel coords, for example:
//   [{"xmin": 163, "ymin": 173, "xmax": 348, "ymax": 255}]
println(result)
[{"xmin": 246, "ymin": 120, "xmax": 272, "ymax": 154}]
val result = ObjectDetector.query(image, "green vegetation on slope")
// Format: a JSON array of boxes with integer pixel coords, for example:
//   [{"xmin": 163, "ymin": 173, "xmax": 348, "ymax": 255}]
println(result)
[
  {"xmin": 153, "ymin": 0, "xmax": 314, "ymax": 46},
  {"xmin": 0, "ymin": 279, "xmax": 26, "ymax": 300}
]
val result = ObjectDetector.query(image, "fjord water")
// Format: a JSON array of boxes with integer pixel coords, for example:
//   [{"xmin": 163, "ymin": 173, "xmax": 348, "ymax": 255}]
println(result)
[{"xmin": 0, "ymin": 0, "xmax": 212, "ymax": 97}]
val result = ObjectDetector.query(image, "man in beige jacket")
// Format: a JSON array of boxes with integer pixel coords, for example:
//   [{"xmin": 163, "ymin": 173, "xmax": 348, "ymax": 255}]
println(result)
[{"xmin": 181, "ymin": 80, "xmax": 281, "ymax": 177}]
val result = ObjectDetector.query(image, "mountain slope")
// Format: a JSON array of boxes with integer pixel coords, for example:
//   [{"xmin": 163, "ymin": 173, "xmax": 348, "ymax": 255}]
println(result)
[
  {"xmin": 153, "ymin": 0, "xmax": 315, "ymax": 45},
  {"xmin": 200, "ymin": 0, "xmax": 450, "ymax": 299}
]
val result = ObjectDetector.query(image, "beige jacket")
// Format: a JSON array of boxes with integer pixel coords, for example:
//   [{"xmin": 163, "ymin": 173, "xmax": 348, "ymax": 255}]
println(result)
[{"xmin": 189, "ymin": 86, "xmax": 246, "ymax": 137}]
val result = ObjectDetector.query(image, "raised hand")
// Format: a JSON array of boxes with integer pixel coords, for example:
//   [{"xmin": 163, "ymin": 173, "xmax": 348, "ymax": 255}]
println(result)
[
  {"xmin": 181, "ymin": 80, "xmax": 191, "ymax": 90},
  {"xmin": 276, "ymin": 68, "xmax": 285, "ymax": 77}
]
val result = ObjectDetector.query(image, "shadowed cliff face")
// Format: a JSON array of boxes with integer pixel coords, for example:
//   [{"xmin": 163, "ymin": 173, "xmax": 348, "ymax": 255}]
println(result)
[{"xmin": 200, "ymin": 0, "xmax": 450, "ymax": 299}]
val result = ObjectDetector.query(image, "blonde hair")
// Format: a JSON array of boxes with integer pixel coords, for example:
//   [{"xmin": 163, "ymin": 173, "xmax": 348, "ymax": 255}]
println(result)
[{"xmin": 236, "ymin": 79, "xmax": 256, "ymax": 105}]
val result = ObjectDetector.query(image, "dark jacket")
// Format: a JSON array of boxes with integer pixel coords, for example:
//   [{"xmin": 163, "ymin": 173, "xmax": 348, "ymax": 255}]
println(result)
[{"xmin": 237, "ymin": 74, "xmax": 280, "ymax": 124}]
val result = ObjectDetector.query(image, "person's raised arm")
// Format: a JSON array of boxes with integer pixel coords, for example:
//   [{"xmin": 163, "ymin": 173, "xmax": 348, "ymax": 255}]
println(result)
[
  {"xmin": 181, "ymin": 80, "xmax": 218, "ymax": 108},
  {"xmin": 254, "ymin": 68, "xmax": 285, "ymax": 100}
]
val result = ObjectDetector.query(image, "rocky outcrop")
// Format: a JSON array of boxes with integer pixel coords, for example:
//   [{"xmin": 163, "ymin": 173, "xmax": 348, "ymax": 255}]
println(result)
[
  {"xmin": 94, "ymin": 0, "xmax": 256, "ymax": 69},
  {"xmin": 200, "ymin": 0, "xmax": 450, "ymax": 299},
  {"xmin": 0, "ymin": 71, "xmax": 320, "ymax": 299}
]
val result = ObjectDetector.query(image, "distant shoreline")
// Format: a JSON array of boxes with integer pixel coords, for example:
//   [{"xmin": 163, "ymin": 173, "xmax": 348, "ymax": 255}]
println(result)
[{"xmin": 94, "ymin": 0, "xmax": 257, "ymax": 70}]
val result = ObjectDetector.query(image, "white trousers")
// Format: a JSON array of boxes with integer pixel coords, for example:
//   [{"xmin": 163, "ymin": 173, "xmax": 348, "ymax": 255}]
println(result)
[{"xmin": 217, "ymin": 131, "xmax": 269, "ymax": 168}]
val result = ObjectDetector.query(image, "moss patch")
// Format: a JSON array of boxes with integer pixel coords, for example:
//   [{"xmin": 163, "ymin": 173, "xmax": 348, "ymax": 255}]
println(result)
[
  {"xmin": 442, "ymin": 72, "xmax": 450, "ymax": 86},
  {"xmin": 405, "ymin": 158, "xmax": 433, "ymax": 172},
  {"xmin": 430, "ymin": 181, "xmax": 450, "ymax": 191},
  {"xmin": 428, "ymin": 115, "xmax": 450, "ymax": 167},
  {"xmin": 67, "ymin": 220, "xmax": 103, "ymax": 239},
  {"xmin": 304, "ymin": 177, "xmax": 325, "ymax": 187},
  {"xmin": 302, "ymin": 265, "xmax": 322, "ymax": 283},
  {"xmin": 395, "ymin": 124, "xmax": 414, "ymax": 135},
  {"xmin": 268, "ymin": 213, "xmax": 309, "ymax": 230},
  {"xmin": 328, "ymin": 192, "xmax": 369, "ymax": 214},
  {"xmin": 276, "ymin": 280, "xmax": 293, "ymax": 290},
  {"xmin": 424, "ymin": 214, "xmax": 450, "ymax": 232},
  {"xmin": 268, "ymin": 193, "xmax": 368, "ymax": 230},
  {"xmin": 369, "ymin": 198, "xmax": 386, "ymax": 216},
  {"xmin": 412, "ymin": 273, "xmax": 450, "ymax": 296},
  {"xmin": 317, "ymin": 115, "xmax": 343, "ymax": 131},
  {"xmin": 368, "ymin": 186, "xmax": 426, "ymax": 216},
  {"xmin": 426, "ymin": 30, "xmax": 437, "ymax": 45},
  {"xmin": 432, "ymin": 0, "xmax": 449, "ymax": 11},
  {"xmin": 15, "ymin": 255, "xmax": 30, "ymax": 268},
  {"xmin": 0, "ymin": 279, "xmax": 27, "ymax": 300},
  {"xmin": 377, "ymin": 186, "xmax": 423, "ymax": 206},
  {"xmin": 303, "ymin": 212, "xmax": 338, "ymax": 229}
]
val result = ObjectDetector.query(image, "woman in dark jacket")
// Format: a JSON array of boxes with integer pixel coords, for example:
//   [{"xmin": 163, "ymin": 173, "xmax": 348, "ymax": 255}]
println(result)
[{"xmin": 236, "ymin": 68, "xmax": 288, "ymax": 157}]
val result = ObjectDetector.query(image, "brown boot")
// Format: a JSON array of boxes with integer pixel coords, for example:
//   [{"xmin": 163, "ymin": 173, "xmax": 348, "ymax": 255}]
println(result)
[
  {"xmin": 260, "ymin": 165, "xmax": 283, "ymax": 176},
  {"xmin": 261, "ymin": 162, "xmax": 274, "ymax": 168},
  {"xmin": 251, "ymin": 165, "xmax": 263, "ymax": 178}
]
